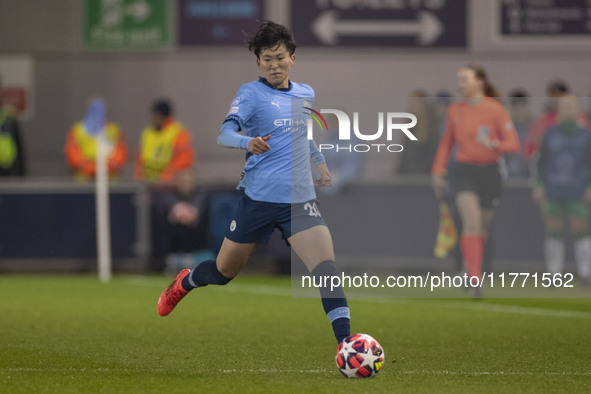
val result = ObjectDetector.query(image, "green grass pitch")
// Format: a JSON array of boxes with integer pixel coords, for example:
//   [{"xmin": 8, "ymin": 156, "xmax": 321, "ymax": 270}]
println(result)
[{"xmin": 1, "ymin": 274, "xmax": 590, "ymax": 393}]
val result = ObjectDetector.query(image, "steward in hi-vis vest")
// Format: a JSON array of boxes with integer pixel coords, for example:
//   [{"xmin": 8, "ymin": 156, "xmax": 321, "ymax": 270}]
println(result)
[
  {"xmin": 135, "ymin": 100, "xmax": 194, "ymax": 182},
  {"xmin": 65, "ymin": 120, "xmax": 127, "ymax": 181},
  {"xmin": 0, "ymin": 104, "xmax": 25, "ymax": 177}
]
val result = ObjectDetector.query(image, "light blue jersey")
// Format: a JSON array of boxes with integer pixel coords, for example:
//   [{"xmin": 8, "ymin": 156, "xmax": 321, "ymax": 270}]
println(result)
[{"xmin": 224, "ymin": 77, "xmax": 318, "ymax": 204}]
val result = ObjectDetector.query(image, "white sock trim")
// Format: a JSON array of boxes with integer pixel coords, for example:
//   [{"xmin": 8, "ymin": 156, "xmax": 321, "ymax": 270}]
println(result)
[
  {"xmin": 327, "ymin": 307, "xmax": 350, "ymax": 323},
  {"xmin": 545, "ymin": 237, "xmax": 565, "ymax": 275},
  {"xmin": 187, "ymin": 270, "xmax": 198, "ymax": 288},
  {"xmin": 574, "ymin": 237, "xmax": 591, "ymax": 279}
]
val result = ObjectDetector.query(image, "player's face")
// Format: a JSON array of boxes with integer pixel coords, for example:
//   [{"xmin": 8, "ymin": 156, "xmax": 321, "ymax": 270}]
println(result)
[
  {"xmin": 457, "ymin": 68, "xmax": 483, "ymax": 98},
  {"xmin": 257, "ymin": 44, "xmax": 295, "ymax": 89}
]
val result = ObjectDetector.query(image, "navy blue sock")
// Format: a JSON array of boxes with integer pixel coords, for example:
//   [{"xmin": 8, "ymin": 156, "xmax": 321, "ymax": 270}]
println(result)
[
  {"xmin": 181, "ymin": 260, "xmax": 232, "ymax": 291},
  {"xmin": 311, "ymin": 260, "xmax": 351, "ymax": 343}
]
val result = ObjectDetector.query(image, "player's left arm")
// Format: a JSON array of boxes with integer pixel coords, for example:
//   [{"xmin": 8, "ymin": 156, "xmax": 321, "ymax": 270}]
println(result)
[
  {"xmin": 310, "ymin": 140, "xmax": 331, "ymax": 187},
  {"xmin": 584, "ymin": 133, "xmax": 591, "ymax": 204},
  {"xmin": 493, "ymin": 107, "xmax": 520, "ymax": 154}
]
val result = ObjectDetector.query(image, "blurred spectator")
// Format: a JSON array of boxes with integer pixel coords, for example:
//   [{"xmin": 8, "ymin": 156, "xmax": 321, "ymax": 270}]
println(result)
[
  {"xmin": 433, "ymin": 90, "xmax": 454, "ymax": 137},
  {"xmin": 431, "ymin": 91, "xmax": 463, "ymax": 270},
  {"xmin": 135, "ymin": 99, "xmax": 195, "ymax": 182},
  {"xmin": 504, "ymin": 89, "xmax": 532, "ymax": 178},
  {"xmin": 523, "ymin": 80, "xmax": 588, "ymax": 178},
  {"xmin": 398, "ymin": 90, "xmax": 437, "ymax": 174},
  {"xmin": 0, "ymin": 73, "xmax": 26, "ymax": 177},
  {"xmin": 159, "ymin": 168, "xmax": 215, "ymax": 274},
  {"xmin": 65, "ymin": 99, "xmax": 127, "ymax": 181},
  {"xmin": 533, "ymin": 95, "xmax": 591, "ymax": 285},
  {"xmin": 316, "ymin": 116, "xmax": 362, "ymax": 194}
]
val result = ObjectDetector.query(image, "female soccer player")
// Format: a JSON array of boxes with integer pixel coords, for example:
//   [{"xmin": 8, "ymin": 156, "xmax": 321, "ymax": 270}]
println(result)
[
  {"xmin": 157, "ymin": 21, "xmax": 351, "ymax": 344},
  {"xmin": 431, "ymin": 65, "xmax": 520, "ymax": 296},
  {"xmin": 533, "ymin": 95, "xmax": 591, "ymax": 284}
]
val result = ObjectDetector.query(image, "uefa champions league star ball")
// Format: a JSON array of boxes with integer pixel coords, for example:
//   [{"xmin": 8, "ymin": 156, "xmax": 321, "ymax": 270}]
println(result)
[{"xmin": 335, "ymin": 333, "xmax": 384, "ymax": 378}]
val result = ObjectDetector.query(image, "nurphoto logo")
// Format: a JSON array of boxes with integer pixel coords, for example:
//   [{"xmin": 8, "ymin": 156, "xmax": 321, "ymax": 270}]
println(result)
[{"xmin": 304, "ymin": 108, "xmax": 418, "ymax": 153}]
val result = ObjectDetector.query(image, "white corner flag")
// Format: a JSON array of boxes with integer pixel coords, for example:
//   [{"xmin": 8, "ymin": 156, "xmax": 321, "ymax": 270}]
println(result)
[{"xmin": 86, "ymin": 98, "xmax": 112, "ymax": 282}]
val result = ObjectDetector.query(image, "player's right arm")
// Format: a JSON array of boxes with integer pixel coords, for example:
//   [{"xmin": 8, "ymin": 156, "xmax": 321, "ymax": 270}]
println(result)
[
  {"xmin": 217, "ymin": 84, "xmax": 270, "ymax": 155},
  {"xmin": 532, "ymin": 133, "xmax": 548, "ymax": 203},
  {"xmin": 584, "ymin": 131, "xmax": 591, "ymax": 204},
  {"xmin": 430, "ymin": 108, "xmax": 455, "ymax": 199}
]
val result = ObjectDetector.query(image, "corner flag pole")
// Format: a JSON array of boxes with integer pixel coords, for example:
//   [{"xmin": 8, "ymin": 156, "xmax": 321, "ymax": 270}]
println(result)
[
  {"xmin": 88, "ymin": 98, "xmax": 112, "ymax": 282},
  {"xmin": 96, "ymin": 131, "xmax": 112, "ymax": 282}
]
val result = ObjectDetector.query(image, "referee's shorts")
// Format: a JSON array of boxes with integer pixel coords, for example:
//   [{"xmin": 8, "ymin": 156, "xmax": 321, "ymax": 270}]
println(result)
[{"xmin": 453, "ymin": 162, "xmax": 502, "ymax": 209}]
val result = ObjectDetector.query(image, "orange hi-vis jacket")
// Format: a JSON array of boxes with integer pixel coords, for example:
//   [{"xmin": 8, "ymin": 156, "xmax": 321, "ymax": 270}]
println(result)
[
  {"xmin": 431, "ymin": 97, "xmax": 520, "ymax": 175},
  {"xmin": 134, "ymin": 117, "xmax": 195, "ymax": 182},
  {"xmin": 65, "ymin": 121, "xmax": 127, "ymax": 180}
]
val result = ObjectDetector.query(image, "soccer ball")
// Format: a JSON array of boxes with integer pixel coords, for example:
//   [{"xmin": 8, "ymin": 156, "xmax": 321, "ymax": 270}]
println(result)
[{"xmin": 335, "ymin": 333, "xmax": 384, "ymax": 378}]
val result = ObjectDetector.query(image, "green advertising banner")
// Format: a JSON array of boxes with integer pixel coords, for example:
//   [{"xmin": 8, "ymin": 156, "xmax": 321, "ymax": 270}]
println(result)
[{"xmin": 83, "ymin": 0, "xmax": 171, "ymax": 49}]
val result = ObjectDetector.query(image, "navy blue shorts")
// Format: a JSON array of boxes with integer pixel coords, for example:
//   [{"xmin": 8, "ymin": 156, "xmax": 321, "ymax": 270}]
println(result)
[{"xmin": 225, "ymin": 192, "xmax": 326, "ymax": 244}]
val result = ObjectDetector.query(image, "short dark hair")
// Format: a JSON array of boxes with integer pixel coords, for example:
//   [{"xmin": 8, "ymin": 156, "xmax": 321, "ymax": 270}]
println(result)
[
  {"xmin": 247, "ymin": 21, "xmax": 296, "ymax": 58},
  {"xmin": 509, "ymin": 89, "xmax": 529, "ymax": 105},
  {"xmin": 152, "ymin": 99, "xmax": 172, "ymax": 117},
  {"xmin": 547, "ymin": 79, "xmax": 569, "ymax": 94}
]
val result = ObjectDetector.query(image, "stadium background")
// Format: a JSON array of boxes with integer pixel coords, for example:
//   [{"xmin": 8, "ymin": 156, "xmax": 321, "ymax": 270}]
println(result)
[
  {"xmin": 2, "ymin": 2, "xmax": 591, "ymax": 393},
  {"xmin": 0, "ymin": 0, "xmax": 590, "ymax": 272}
]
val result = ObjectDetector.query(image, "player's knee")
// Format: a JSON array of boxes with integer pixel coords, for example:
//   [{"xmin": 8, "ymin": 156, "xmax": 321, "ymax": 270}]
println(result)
[
  {"xmin": 462, "ymin": 221, "xmax": 481, "ymax": 234},
  {"xmin": 570, "ymin": 220, "xmax": 589, "ymax": 237},
  {"xmin": 216, "ymin": 263, "xmax": 239, "ymax": 281},
  {"xmin": 544, "ymin": 217, "xmax": 564, "ymax": 233}
]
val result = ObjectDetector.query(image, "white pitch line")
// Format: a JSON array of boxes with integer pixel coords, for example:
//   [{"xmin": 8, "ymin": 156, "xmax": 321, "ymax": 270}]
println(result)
[
  {"xmin": 398, "ymin": 370, "xmax": 591, "ymax": 377},
  {"xmin": 221, "ymin": 369, "xmax": 329, "ymax": 374},
  {"xmin": 128, "ymin": 279, "xmax": 591, "ymax": 319},
  {"xmin": 2, "ymin": 367, "xmax": 590, "ymax": 377},
  {"xmin": 356, "ymin": 297, "xmax": 591, "ymax": 319},
  {"xmin": 442, "ymin": 301, "xmax": 591, "ymax": 319}
]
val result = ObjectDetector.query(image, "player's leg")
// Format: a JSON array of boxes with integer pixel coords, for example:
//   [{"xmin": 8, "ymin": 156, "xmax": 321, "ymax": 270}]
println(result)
[
  {"xmin": 478, "ymin": 164, "xmax": 502, "ymax": 274},
  {"xmin": 158, "ymin": 192, "xmax": 270, "ymax": 316},
  {"xmin": 541, "ymin": 200, "xmax": 565, "ymax": 275},
  {"xmin": 289, "ymin": 225, "xmax": 335, "ymax": 271},
  {"xmin": 158, "ymin": 238, "xmax": 257, "ymax": 316},
  {"xmin": 567, "ymin": 201, "xmax": 591, "ymax": 284},
  {"xmin": 481, "ymin": 208, "xmax": 494, "ymax": 272},
  {"xmin": 181, "ymin": 238, "xmax": 257, "ymax": 290},
  {"xmin": 288, "ymin": 224, "xmax": 350, "ymax": 343},
  {"xmin": 181, "ymin": 192, "xmax": 274, "ymax": 291},
  {"xmin": 456, "ymin": 190, "xmax": 483, "ymax": 281}
]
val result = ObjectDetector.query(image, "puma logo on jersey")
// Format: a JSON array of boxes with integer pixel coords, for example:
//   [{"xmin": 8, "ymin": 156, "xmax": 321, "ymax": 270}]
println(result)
[{"xmin": 271, "ymin": 101, "xmax": 280, "ymax": 109}]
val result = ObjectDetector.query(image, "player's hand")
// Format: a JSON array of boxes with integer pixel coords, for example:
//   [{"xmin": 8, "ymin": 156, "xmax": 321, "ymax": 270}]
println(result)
[
  {"xmin": 315, "ymin": 162, "xmax": 332, "ymax": 187},
  {"xmin": 248, "ymin": 135, "xmax": 271, "ymax": 155},
  {"xmin": 532, "ymin": 187, "xmax": 546, "ymax": 204},
  {"xmin": 476, "ymin": 134, "xmax": 498, "ymax": 150},
  {"xmin": 583, "ymin": 188, "xmax": 591, "ymax": 204},
  {"xmin": 431, "ymin": 174, "xmax": 448, "ymax": 200}
]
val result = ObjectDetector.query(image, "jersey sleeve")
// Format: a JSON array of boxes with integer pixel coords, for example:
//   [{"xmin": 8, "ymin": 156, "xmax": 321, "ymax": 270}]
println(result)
[
  {"xmin": 309, "ymin": 139, "xmax": 325, "ymax": 164},
  {"xmin": 537, "ymin": 133, "xmax": 549, "ymax": 184},
  {"xmin": 224, "ymin": 84, "xmax": 256, "ymax": 131},
  {"xmin": 431, "ymin": 108, "xmax": 455, "ymax": 175},
  {"xmin": 586, "ymin": 131, "xmax": 591, "ymax": 188},
  {"xmin": 218, "ymin": 119, "xmax": 251, "ymax": 150},
  {"xmin": 494, "ymin": 105, "xmax": 520, "ymax": 154}
]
